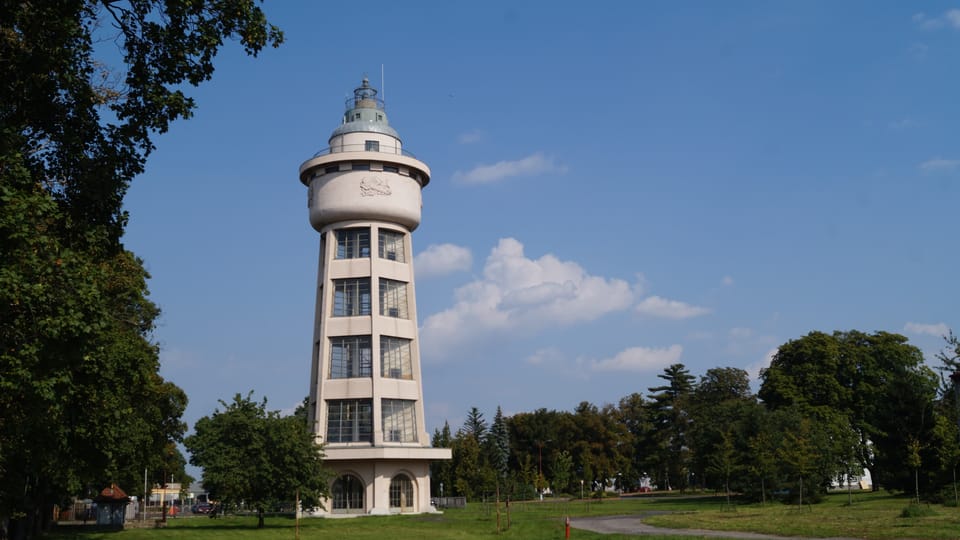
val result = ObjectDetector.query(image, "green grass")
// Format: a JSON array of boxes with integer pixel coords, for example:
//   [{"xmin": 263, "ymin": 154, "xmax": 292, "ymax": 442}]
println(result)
[
  {"xmin": 643, "ymin": 491, "xmax": 960, "ymax": 539},
  {"xmin": 48, "ymin": 491, "xmax": 960, "ymax": 540}
]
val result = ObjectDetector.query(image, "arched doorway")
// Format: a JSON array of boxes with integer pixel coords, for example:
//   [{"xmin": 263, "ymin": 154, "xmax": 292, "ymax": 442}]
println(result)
[
  {"xmin": 389, "ymin": 474, "xmax": 414, "ymax": 512},
  {"xmin": 331, "ymin": 474, "xmax": 365, "ymax": 514}
]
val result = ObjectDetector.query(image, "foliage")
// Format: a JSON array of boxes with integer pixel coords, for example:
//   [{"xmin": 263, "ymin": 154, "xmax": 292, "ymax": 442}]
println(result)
[
  {"xmin": 461, "ymin": 406, "xmax": 488, "ymax": 443},
  {"xmin": 431, "ymin": 329, "xmax": 952, "ymax": 510},
  {"xmin": 759, "ymin": 330, "xmax": 939, "ymax": 494},
  {"xmin": 900, "ymin": 503, "xmax": 937, "ymax": 518},
  {"xmin": 488, "ymin": 405, "xmax": 510, "ymax": 479},
  {"xmin": 184, "ymin": 393, "xmax": 328, "ymax": 528},
  {"xmin": 429, "ymin": 421, "xmax": 454, "ymax": 497},
  {"xmin": 1, "ymin": 1, "xmax": 282, "ymax": 536},
  {"xmin": 0, "ymin": 175, "xmax": 188, "ymax": 534},
  {"xmin": 646, "ymin": 363, "xmax": 695, "ymax": 491}
]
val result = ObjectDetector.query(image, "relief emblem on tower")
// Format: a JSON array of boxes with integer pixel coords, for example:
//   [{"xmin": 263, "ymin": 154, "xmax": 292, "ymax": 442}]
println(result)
[{"xmin": 360, "ymin": 176, "xmax": 391, "ymax": 197}]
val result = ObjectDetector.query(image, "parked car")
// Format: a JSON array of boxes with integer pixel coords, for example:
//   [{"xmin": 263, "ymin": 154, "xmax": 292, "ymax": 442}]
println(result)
[{"xmin": 192, "ymin": 502, "xmax": 213, "ymax": 514}]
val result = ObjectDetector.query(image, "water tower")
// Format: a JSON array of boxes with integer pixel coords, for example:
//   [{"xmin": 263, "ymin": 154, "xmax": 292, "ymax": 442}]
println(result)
[{"xmin": 298, "ymin": 78, "xmax": 450, "ymax": 515}]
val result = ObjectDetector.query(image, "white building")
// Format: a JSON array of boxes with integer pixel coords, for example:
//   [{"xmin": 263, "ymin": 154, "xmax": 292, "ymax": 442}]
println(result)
[{"xmin": 299, "ymin": 78, "xmax": 451, "ymax": 515}]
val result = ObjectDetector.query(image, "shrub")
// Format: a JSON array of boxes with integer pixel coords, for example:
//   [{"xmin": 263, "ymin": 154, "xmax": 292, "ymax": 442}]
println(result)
[{"xmin": 900, "ymin": 504, "xmax": 937, "ymax": 518}]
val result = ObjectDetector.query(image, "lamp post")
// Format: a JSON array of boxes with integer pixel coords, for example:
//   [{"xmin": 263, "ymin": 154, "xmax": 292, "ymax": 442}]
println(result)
[{"xmin": 580, "ymin": 479, "xmax": 584, "ymax": 500}]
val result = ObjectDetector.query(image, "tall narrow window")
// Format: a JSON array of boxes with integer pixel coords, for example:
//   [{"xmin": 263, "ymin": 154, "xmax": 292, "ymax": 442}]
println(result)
[
  {"xmin": 365, "ymin": 140, "xmax": 380, "ymax": 151},
  {"xmin": 332, "ymin": 475, "xmax": 365, "ymax": 513},
  {"xmin": 390, "ymin": 475, "xmax": 414, "ymax": 511},
  {"xmin": 327, "ymin": 399, "xmax": 372, "ymax": 443},
  {"xmin": 378, "ymin": 229, "xmax": 406, "ymax": 262},
  {"xmin": 335, "ymin": 227, "xmax": 370, "ymax": 259},
  {"xmin": 333, "ymin": 278, "xmax": 371, "ymax": 317},
  {"xmin": 379, "ymin": 279, "xmax": 408, "ymax": 319},
  {"xmin": 382, "ymin": 399, "xmax": 417, "ymax": 443},
  {"xmin": 381, "ymin": 336, "xmax": 412, "ymax": 379},
  {"xmin": 330, "ymin": 336, "xmax": 372, "ymax": 378}
]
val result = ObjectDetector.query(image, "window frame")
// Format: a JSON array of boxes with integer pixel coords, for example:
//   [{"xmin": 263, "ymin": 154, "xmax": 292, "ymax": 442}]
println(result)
[
  {"xmin": 381, "ymin": 398, "xmax": 417, "ymax": 443},
  {"xmin": 378, "ymin": 229, "xmax": 406, "ymax": 263},
  {"xmin": 329, "ymin": 335, "xmax": 373, "ymax": 379},
  {"xmin": 326, "ymin": 399, "xmax": 373, "ymax": 443},
  {"xmin": 378, "ymin": 278, "xmax": 408, "ymax": 319},
  {"xmin": 335, "ymin": 227, "xmax": 370, "ymax": 259},
  {"xmin": 333, "ymin": 278, "xmax": 371, "ymax": 317}
]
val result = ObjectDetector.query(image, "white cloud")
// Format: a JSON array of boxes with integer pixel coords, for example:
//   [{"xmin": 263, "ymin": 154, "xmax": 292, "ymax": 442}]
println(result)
[
  {"xmin": 526, "ymin": 347, "xmax": 564, "ymax": 366},
  {"xmin": 914, "ymin": 12, "xmax": 943, "ymax": 30},
  {"xmin": 635, "ymin": 296, "xmax": 710, "ymax": 319},
  {"xmin": 414, "ymin": 243, "xmax": 472, "ymax": 278},
  {"xmin": 419, "ymin": 238, "xmax": 635, "ymax": 360},
  {"xmin": 721, "ymin": 275, "xmax": 734, "ymax": 286},
  {"xmin": 452, "ymin": 152, "xmax": 567, "ymax": 184},
  {"xmin": 591, "ymin": 345, "xmax": 683, "ymax": 373},
  {"xmin": 948, "ymin": 9, "xmax": 960, "ymax": 28},
  {"xmin": 746, "ymin": 348, "xmax": 779, "ymax": 384},
  {"xmin": 904, "ymin": 322, "xmax": 951, "ymax": 337},
  {"xmin": 919, "ymin": 158, "xmax": 960, "ymax": 172},
  {"xmin": 914, "ymin": 10, "xmax": 960, "ymax": 30},
  {"xmin": 458, "ymin": 130, "xmax": 483, "ymax": 144}
]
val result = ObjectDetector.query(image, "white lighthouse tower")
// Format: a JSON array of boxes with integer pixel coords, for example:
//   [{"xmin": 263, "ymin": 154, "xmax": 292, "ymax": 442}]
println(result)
[{"xmin": 299, "ymin": 78, "xmax": 450, "ymax": 515}]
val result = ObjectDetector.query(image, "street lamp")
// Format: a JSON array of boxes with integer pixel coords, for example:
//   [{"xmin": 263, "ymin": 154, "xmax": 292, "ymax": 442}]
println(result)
[{"xmin": 580, "ymin": 479, "xmax": 584, "ymax": 500}]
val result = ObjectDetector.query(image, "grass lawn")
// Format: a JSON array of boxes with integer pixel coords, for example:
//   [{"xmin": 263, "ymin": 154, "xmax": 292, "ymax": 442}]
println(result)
[
  {"xmin": 48, "ymin": 491, "xmax": 960, "ymax": 540},
  {"xmin": 643, "ymin": 490, "xmax": 960, "ymax": 539}
]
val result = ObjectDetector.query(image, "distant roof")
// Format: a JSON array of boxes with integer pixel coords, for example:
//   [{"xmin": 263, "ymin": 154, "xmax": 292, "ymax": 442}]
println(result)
[{"xmin": 95, "ymin": 484, "xmax": 129, "ymax": 502}]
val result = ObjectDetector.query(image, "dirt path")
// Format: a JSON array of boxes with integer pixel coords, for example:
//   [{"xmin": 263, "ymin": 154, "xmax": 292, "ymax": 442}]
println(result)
[{"xmin": 570, "ymin": 514, "xmax": 862, "ymax": 539}]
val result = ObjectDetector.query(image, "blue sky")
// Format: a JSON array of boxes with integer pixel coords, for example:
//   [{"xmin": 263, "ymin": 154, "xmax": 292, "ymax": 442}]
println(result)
[{"xmin": 122, "ymin": 1, "xmax": 959, "ymax": 443}]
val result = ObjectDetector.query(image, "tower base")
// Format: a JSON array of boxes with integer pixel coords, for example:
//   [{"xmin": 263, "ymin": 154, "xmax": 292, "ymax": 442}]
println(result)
[{"xmin": 314, "ymin": 447, "xmax": 451, "ymax": 516}]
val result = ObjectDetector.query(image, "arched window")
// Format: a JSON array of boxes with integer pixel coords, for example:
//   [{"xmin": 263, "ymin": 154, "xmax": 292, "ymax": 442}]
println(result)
[
  {"xmin": 389, "ymin": 475, "xmax": 414, "ymax": 512},
  {"xmin": 331, "ymin": 475, "xmax": 364, "ymax": 513}
]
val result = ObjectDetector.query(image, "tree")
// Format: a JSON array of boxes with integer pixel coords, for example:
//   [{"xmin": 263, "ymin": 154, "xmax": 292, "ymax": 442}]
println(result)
[
  {"xmin": 450, "ymin": 431, "xmax": 493, "ymax": 499},
  {"xmin": 430, "ymin": 422, "xmax": 454, "ymax": 497},
  {"xmin": 759, "ymin": 331, "xmax": 938, "ymax": 494},
  {"xmin": 552, "ymin": 450, "xmax": 574, "ymax": 495},
  {"xmin": 777, "ymin": 416, "xmax": 818, "ymax": 509},
  {"xmin": 708, "ymin": 430, "xmax": 736, "ymax": 508},
  {"xmin": 747, "ymin": 430, "xmax": 776, "ymax": 505},
  {"xmin": 647, "ymin": 364, "xmax": 695, "ymax": 491},
  {"xmin": 687, "ymin": 367, "xmax": 756, "ymax": 491},
  {"xmin": 487, "ymin": 406, "xmax": 510, "ymax": 479},
  {"xmin": 185, "ymin": 393, "xmax": 328, "ymax": 528},
  {"xmin": 617, "ymin": 393, "xmax": 652, "ymax": 490},
  {"xmin": 2, "ymin": 2, "xmax": 282, "ymax": 537},
  {"xmin": 462, "ymin": 406, "xmax": 488, "ymax": 443}
]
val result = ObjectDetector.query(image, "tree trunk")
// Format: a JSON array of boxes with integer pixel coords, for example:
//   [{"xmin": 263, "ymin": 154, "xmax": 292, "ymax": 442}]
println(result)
[
  {"xmin": 953, "ymin": 466, "xmax": 957, "ymax": 507},
  {"xmin": 798, "ymin": 476, "xmax": 803, "ymax": 510},
  {"xmin": 914, "ymin": 469, "xmax": 920, "ymax": 504},
  {"xmin": 257, "ymin": 507, "xmax": 264, "ymax": 529}
]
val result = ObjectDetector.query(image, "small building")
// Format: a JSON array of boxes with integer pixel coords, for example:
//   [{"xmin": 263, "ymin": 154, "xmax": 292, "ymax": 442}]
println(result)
[{"xmin": 94, "ymin": 484, "xmax": 130, "ymax": 527}]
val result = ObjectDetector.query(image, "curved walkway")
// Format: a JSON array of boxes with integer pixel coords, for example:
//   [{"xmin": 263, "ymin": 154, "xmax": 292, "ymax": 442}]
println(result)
[{"xmin": 570, "ymin": 515, "xmax": 861, "ymax": 539}]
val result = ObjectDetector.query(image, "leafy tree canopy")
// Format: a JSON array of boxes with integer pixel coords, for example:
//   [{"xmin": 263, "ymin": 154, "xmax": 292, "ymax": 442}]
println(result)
[
  {"xmin": 185, "ymin": 392, "xmax": 328, "ymax": 528},
  {"xmin": 1, "ymin": 1, "xmax": 282, "ymax": 536}
]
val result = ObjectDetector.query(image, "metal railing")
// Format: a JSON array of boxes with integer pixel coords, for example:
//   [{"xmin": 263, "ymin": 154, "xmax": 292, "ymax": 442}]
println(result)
[{"xmin": 312, "ymin": 144, "xmax": 418, "ymax": 159}]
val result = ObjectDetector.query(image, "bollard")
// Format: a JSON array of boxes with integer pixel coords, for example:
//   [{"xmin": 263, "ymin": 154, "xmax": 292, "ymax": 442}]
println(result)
[{"xmin": 565, "ymin": 515, "xmax": 571, "ymax": 538}]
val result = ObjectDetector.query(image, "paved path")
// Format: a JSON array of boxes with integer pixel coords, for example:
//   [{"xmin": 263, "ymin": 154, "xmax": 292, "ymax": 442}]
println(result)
[{"xmin": 570, "ymin": 514, "xmax": 862, "ymax": 539}]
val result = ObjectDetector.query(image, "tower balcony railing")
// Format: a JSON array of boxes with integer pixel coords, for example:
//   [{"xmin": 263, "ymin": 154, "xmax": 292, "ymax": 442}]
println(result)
[
  {"xmin": 312, "ymin": 144, "xmax": 419, "ymax": 159},
  {"xmin": 346, "ymin": 95, "xmax": 385, "ymax": 111}
]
